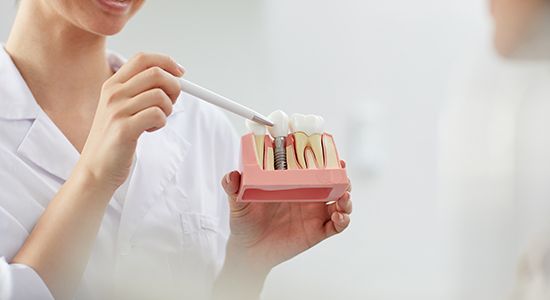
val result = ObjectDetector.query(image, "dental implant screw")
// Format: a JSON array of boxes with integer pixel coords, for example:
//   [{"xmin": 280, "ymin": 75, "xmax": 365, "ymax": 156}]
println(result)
[
  {"xmin": 267, "ymin": 110, "xmax": 289, "ymax": 170},
  {"xmin": 274, "ymin": 136, "xmax": 288, "ymax": 170}
]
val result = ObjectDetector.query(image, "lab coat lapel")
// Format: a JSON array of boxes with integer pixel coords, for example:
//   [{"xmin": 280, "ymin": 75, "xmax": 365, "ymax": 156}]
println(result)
[
  {"xmin": 16, "ymin": 103, "xmax": 80, "ymax": 182},
  {"xmin": 1, "ymin": 46, "xmax": 80, "ymax": 182},
  {"xmin": 117, "ymin": 110, "xmax": 190, "ymax": 253}
]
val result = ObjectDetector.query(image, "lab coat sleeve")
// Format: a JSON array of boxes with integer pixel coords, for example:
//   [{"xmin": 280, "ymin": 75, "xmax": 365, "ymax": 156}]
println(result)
[
  {"xmin": 0, "ymin": 258, "xmax": 54, "ymax": 300},
  {"xmin": 0, "ymin": 208, "xmax": 53, "ymax": 300}
]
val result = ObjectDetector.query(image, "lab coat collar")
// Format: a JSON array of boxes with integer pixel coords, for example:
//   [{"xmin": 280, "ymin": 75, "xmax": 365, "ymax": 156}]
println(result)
[
  {"xmin": 17, "ymin": 109, "xmax": 81, "ymax": 181},
  {"xmin": 0, "ymin": 46, "xmax": 79, "ymax": 181},
  {"xmin": 0, "ymin": 46, "xmax": 41, "ymax": 120},
  {"xmin": 3, "ymin": 46, "xmax": 188, "ymax": 188}
]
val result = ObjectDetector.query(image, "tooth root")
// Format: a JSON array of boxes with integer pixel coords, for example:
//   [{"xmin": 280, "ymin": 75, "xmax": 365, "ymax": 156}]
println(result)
[
  {"xmin": 322, "ymin": 134, "xmax": 340, "ymax": 169},
  {"xmin": 286, "ymin": 136, "xmax": 300, "ymax": 170},
  {"xmin": 293, "ymin": 132, "xmax": 308, "ymax": 169},
  {"xmin": 253, "ymin": 136, "xmax": 265, "ymax": 169},
  {"xmin": 304, "ymin": 148, "xmax": 318, "ymax": 169},
  {"xmin": 286, "ymin": 145, "xmax": 299, "ymax": 170},
  {"xmin": 265, "ymin": 147, "xmax": 275, "ymax": 171},
  {"xmin": 264, "ymin": 137, "xmax": 275, "ymax": 171},
  {"xmin": 308, "ymin": 134, "xmax": 325, "ymax": 168}
]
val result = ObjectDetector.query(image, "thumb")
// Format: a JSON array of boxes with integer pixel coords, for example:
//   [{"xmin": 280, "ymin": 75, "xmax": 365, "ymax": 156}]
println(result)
[
  {"xmin": 221, "ymin": 171, "xmax": 250, "ymax": 212},
  {"xmin": 221, "ymin": 170, "xmax": 241, "ymax": 198}
]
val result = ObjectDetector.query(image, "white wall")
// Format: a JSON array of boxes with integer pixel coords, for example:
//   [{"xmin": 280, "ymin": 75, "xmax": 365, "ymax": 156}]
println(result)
[{"xmin": 0, "ymin": 1, "xmax": 490, "ymax": 299}]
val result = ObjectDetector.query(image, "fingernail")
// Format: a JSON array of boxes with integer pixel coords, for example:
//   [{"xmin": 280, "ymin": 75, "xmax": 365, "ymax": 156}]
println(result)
[
  {"xmin": 177, "ymin": 63, "xmax": 185, "ymax": 75},
  {"xmin": 338, "ymin": 213, "xmax": 345, "ymax": 223},
  {"xmin": 224, "ymin": 174, "xmax": 231, "ymax": 185}
]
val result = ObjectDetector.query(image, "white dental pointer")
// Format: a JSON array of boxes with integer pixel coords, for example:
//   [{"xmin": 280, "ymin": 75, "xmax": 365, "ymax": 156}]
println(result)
[
  {"xmin": 109, "ymin": 53, "xmax": 274, "ymax": 127},
  {"xmin": 177, "ymin": 78, "xmax": 274, "ymax": 127}
]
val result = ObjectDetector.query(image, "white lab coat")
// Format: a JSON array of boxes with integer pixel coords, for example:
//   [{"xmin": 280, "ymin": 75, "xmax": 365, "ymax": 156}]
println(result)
[
  {"xmin": 0, "ymin": 47, "xmax": 240, "ymax": 299},
  {"xmin": 438, "ymin": 43, "xmax": 550, "ymax": 300}
]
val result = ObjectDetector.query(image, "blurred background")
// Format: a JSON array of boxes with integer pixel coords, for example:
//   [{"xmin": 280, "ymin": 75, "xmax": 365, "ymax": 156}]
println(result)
[{"xmin": 4, "ymin": 0, "xmax": 547, "ymax": 299}]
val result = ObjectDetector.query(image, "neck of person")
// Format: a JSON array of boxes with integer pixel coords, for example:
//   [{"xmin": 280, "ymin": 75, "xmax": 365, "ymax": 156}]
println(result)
[{"xmin": 5, "ymin": 0, "xmax": 113, "ymax": 114}]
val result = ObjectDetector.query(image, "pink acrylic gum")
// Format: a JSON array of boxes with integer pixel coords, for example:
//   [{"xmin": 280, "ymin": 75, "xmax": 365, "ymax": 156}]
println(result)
[{"xmin": 237, "ymin": 133, "xmax": 350, "ymax": 203}]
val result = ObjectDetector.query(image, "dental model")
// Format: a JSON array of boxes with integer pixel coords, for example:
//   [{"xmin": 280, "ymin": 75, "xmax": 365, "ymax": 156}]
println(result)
[
  {"xmin": 268, "ymin": 110, "xmax": 289, "ymax": 170},
  {"xmin": 245, "ymin": 119, "xmax": 267, "ymax": 168},
  {"xmin": 237, "ymin": 111, "xmax": 349, "ymax": 203},
  {"xmin": 290, "ymin": 114, "xmax": 325, "ymax": 169}
]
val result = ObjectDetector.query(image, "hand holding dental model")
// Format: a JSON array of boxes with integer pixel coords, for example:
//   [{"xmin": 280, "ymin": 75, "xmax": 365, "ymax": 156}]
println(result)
[{"xmin": 214, "ymin": 110, "xmax": 352, "ymax": 299}]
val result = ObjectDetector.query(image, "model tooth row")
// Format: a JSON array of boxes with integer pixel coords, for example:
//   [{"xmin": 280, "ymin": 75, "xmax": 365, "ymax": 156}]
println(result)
[{"xmin": 246, "ymin": 111, "xmax": 341, "ymax": 170}]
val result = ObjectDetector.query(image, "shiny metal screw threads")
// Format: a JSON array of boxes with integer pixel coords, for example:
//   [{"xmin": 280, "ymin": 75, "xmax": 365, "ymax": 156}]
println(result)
[{"xmin": 273, "ymin": 136, "xmax": 288, "ymax": 170}]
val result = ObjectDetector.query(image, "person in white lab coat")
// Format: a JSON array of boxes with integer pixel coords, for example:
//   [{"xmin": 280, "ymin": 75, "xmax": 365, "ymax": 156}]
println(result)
[
  {"xmin": 438, "ymin": 0, "xmax": 550, "ymax": 299},
  {"xmin": 0, "ymin": 1, "xmax": 353, "ymax": 299}
]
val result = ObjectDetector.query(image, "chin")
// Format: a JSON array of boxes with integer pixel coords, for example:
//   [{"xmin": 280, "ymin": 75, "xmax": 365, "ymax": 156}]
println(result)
[
  {"xmin": 87, "ymin": 19, "xmax": 129, "ymax": 36},
  {"xmin": 494, "ymin": 36, "xmax": 515, "ymax": 58},
  {"xmin": 492, "ymin": 26, "xmax": 522, "ymax": 59},
  {"xmin": 68, "ymin": 0, "xmax": 144, "ymax": 36}
]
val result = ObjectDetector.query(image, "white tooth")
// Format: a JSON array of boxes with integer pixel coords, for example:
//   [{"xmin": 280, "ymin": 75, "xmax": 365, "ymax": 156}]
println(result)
[
  {"xmin": 268, "ymin": 110, "xmax": 289, "ymax": 170},
  {"xmin": 290, "ymin": 113, "xmax": 308, "ymax": 168},
  {"xmin": 303, "ymin": 115, "xmax": 319, "ymax": 136},
  {"xmin": 291, "ymin": 114, "xmax": 324, "ymax": 135},
  {"xmin": 267, "ymin": 110, "xmax": 289, "ymax": 138},
  {"xmin": 307, "ymin": 115, "xmax": 325, "ymax": 168},
  {"xmin": 290, "ymin": 113, "xmax": 306, "ymax": 134},
  {"xmin": 245, "ymin": 119, "xmax": 266, "ymax": 169},
  {"xmin": 316, "ymin": 116, "xmax": 325, "ymax": 133},
  {"xmin": 305, "ymin": 115, "xmax": 324, "ymax": 135},
  {"xmin": 290, "ymin": 114, "xmax": 325, "ymax": 169}
]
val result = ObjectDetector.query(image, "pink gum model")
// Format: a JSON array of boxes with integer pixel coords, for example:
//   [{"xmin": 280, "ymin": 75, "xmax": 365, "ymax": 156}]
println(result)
[{"xmin": 237, "ymin": 133, "xmax": 350, "ymax": 203}]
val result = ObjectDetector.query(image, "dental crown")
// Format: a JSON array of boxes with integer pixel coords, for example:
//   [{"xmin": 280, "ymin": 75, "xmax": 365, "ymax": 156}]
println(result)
[{"xmin": 267, "ymin": 110, "xmax": 290, "ymax": 138}]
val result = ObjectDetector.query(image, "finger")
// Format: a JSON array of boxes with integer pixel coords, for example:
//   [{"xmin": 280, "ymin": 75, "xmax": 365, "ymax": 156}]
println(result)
[
  {"xmin": 339, "ymin": 160, "xmax": 352, "ymax": 192},
  {"xmin": 121, "ymin": 66, "xmax": 182, "ymax": 102},
  {"xmin": 221, "ymin": 171, "xmax": 241, "ymax": 197},
  {"xmin": 336, "ymin": 192, "xmax": 352, "ymax": 214},
  {"xmin": 221, "ymin": 171, "xmax": 250, "ymax": 212},
  {"xmin": 126, "ymin": 106, "xmax": 167, "ymax": 137},
  {"xmin": 120, "ymin": 88, "xmax": 173, "ymax": 117},
  {"xmin": 111, "ymin": 52, "xmax": 185, "ymax": 84},
  {"xmin": 324, "ymin": 212, "xmax": 351, "ymax": 237},
  {"xmin": 332, "ymin": 212, "xmax": 351, "ymax": 233},
  {"xmin": 327, "ymin": 201, "xmax": 337, "ymax": 216}
]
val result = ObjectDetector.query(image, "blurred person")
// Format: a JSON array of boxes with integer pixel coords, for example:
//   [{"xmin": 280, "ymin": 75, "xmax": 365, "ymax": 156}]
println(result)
[
  {"xmin": 492, "ymin": 0, "xmax": 550, "ymax": 59},
  {"xmin": 439, "ymin": 0, "xmax": 550, "ymax": 299}
]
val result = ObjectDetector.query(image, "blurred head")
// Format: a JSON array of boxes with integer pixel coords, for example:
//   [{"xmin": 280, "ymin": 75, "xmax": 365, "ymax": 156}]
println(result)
[
  {"xmin": 27, "ymin": 0, "xmax": 145, "ymax": 36},
  {"xmin": 491, "ymin": 0, "xmax": 550, "ymax": 59}
]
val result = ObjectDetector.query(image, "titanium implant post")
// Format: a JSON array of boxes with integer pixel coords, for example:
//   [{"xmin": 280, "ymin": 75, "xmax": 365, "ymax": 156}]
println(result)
[{"xmin": 273, "ymin": 137, "xmax": 288, "ymax": 170}]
